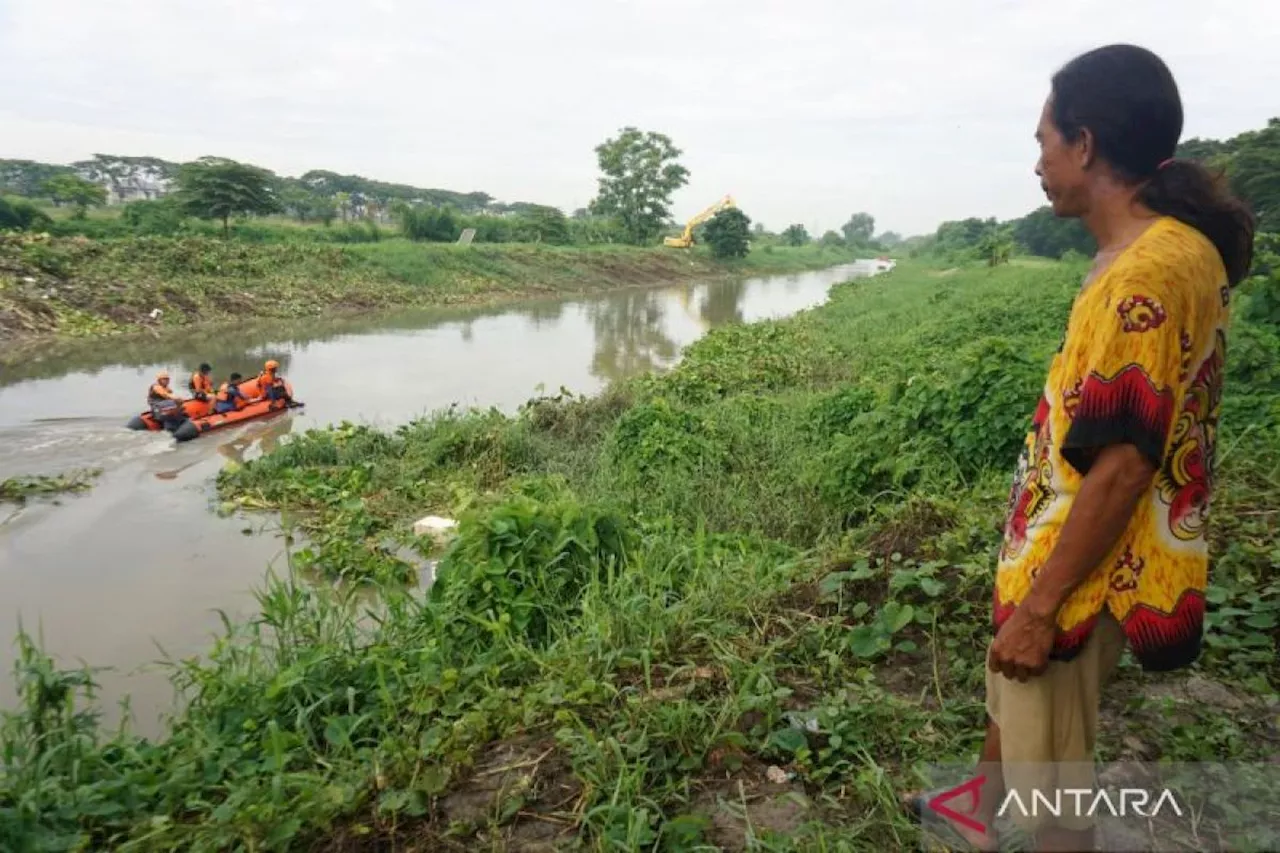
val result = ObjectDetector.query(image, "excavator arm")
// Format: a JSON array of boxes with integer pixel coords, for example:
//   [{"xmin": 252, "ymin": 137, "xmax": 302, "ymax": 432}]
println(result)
[{"xmin": 664, "ymin": 195, "xmax": 736, "ymax": 248}]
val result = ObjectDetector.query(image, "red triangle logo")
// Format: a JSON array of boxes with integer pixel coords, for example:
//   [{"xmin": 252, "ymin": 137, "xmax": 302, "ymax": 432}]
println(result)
[{"xmin": 927, "ymin": 774, "xmax": 988, "ymax": 835}]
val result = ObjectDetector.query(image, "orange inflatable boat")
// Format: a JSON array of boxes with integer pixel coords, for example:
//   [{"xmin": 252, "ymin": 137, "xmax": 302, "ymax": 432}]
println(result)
[{"xmin": 127, "ymin": 377, "xmax": 301, "ymax": 442}]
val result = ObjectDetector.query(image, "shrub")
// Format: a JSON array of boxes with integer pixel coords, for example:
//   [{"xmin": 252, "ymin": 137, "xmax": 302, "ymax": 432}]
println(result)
[
  {"xmin": 427, "ymin": 482, "xmax": 635, "ymax": 653},
  {"xmin": 703, "ymin": 208, "xmax": 752, "ymax": 259},
  {"xmin": 0, "ymin": 196, "xmax": 52, "ymax": 232}
]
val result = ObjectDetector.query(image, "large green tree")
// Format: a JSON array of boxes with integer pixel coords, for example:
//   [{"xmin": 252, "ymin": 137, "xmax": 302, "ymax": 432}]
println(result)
[
  {"xmin": 841, "ymin": 212, "xmax": 876, "ymax": 247},
  {"xmin": 703, "ymin": 208, "xmax": 752, "ymax": 259},
  {"xmin": 978, "ymin": 228, "xmax": 1014, "ymax": 267},
  {"xmin": 589, "ymin": 127, "xmax": 690, "ymax": 245},
  {"xmin": 781, "ymin": 224, "xmax": 810, "ymax": 246},
  {"xmin": 40, "ymin": 174, "xmax": 107, "ymax": 218},
  {"xmin": 175, "ymin": 157, "xmax": 280, "ymax": 237},
  {"xmin": 515, "ymin": 205, "xmax": 571, "ymax": 245},
  {"xmin": 932, "ymin": 217, "xmax": 1000, "ymax": 257},
  {"xmin": 1010, "ymin": 206, "xmax": 1095, "ymax": 258}
]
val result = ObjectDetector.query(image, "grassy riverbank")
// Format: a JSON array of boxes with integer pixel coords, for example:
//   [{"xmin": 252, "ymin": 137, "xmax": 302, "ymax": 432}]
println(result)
[
  {"xmin": 4, "ymin": 258, "xmax": 1278, "ymax": 850},
  {"xmin": 0, "ymin": 233, "xmax": 854, "ymax": 359}
]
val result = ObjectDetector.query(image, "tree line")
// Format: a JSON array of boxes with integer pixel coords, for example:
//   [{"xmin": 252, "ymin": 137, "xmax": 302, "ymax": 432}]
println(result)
[
  {"xmin": 0, "ymin": 153, "xmax": 618, "ymax": 245},
  {"xmin": 0, "ymin": 153, "xmax": 538, "ymax": 229},
  {"xmin": 914, "ymin": 115, "xmax": 1280, "ymax": 265}
]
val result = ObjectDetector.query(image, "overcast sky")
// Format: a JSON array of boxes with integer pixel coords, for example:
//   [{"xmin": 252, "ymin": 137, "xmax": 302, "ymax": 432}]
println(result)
[{"xmin": 2, "ymin": 0, "xmax": 1277, "ymax": 236}]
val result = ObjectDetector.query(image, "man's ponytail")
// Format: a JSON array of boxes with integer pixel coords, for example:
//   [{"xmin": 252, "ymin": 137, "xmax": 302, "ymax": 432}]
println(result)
[{"xmin": 1139, "ymin": 160, "xmax": 1256, "ymax": 286}]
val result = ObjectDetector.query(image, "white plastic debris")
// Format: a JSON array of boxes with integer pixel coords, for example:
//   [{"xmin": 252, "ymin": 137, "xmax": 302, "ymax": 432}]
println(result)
[
  {"xmin": 149, "ymin": 308, "xmax": 163, "ymax": 319},
  {"xmin": 785, "ymin": 711, "xmax": 822, "ymax": 733},
  {"xmin": 413, "ymin": 515, "xmax": 458, "ymax": 543},
  {"xmin": 766, "ymin": 765, "xmax": 793, "ymax": 785}
]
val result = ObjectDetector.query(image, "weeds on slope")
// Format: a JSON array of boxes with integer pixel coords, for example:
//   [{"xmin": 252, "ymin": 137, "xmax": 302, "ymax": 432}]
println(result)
[{"xmin": 0, "ymin": 233, "xmax": 852, "ymax": 348}]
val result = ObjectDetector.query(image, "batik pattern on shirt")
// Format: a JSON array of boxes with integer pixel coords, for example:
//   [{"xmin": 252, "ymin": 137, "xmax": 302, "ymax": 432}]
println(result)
[{"xmin": 994, "ymin": 217, "xmax": 1229, "ymax": 672}]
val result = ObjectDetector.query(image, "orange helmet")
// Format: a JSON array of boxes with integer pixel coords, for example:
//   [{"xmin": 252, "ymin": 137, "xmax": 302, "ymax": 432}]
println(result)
[{"xmin": 264, "ymin": 359, "xmax": 280, "ymax": 371}]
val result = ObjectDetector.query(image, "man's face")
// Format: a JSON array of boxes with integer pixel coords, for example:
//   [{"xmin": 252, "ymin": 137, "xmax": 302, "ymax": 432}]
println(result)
[{"xmin": 1034, "ymin": 96, "xmax": 1088, "ymax": 217}]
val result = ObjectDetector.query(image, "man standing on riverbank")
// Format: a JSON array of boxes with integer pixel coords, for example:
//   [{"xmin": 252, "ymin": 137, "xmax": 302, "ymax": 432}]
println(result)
[{"xmin": 905, "ymin": 44, "xmax": 1255, "ymax": 851}]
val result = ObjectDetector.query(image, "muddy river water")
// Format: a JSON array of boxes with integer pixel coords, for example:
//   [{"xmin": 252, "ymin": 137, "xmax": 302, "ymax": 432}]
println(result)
[{"xmin": 0, "ymin": 262, "xmax": 871, "ymax": 734}]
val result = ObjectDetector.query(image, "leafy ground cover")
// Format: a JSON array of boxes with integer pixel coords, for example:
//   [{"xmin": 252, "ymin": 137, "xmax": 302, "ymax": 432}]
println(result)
[{"xmin": 3, "ymin": 256, "xmax": 1277, "ymax": 851}]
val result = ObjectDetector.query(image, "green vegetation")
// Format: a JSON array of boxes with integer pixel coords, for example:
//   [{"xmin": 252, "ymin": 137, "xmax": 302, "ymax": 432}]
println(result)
[
  {"xmin": 781, "ymin": 224, "xmax": 809, "ymax": 247},
  {"xmin": 394, "ymin": 202, "xmax": 580, "ymax": 248},
  {"xmin": 5, "ymin": 245, "xmax": 1276, "ymax": 850},
  {"xmin": 39, "ymin": 174, "xmax": 106, "ymax": 219},
  {"xmin": 0, "ymin": 154, "xmax": 615, "ymax": 248},
  {"xmin": 704, "ymin": 208, "xmax": 752, "ymax": 259},
  {"xmin": 0, "ymin": 470, "xmax": 100, "ymax": 504},
  {"xmin": 0, "ymin": 233, "xmax": 854, "ymax": 354},
  {"xmin": 0, "ymin": 155, "xmax": 499, "ymax": 224},
  {"xmin": 395, "ymin": 203, "xmax": 461, "ymax": 242},
  {"xmin": 0, "ymin": 197, "xmax": 51, "ymax": 233},
  {"xmin": 589, "ymin": 128, "xmax": 691, "ymax": 246},
  {"xmin": 840, "ymin": 213, "xmax": 876, "ymax": 248}
]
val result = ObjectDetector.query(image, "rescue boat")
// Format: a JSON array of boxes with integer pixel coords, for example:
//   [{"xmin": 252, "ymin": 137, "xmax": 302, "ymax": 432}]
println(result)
[{"xmin": 126, "ymin": 377, "xmax": 301, "ymax": 442}]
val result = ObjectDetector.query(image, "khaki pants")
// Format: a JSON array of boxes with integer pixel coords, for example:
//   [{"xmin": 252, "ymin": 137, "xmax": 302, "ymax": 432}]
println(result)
[{"xmin": 985, "ymin": 611, "xmax": 1126, "ymax": 834}]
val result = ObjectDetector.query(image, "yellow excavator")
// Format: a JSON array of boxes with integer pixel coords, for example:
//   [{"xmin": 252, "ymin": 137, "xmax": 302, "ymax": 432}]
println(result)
[{"xmin": 663, "ymin": 195, "xmax": 736, "ymax": 248}]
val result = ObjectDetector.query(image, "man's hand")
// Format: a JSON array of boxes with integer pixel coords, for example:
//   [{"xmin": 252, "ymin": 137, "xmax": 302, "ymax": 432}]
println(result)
[
  {"xmin": 990, "ymin": 443, "xmax": 1156, "ymax": 683},
  {"xmin": 988, "ymin": 597, "xmax": 1058, "ymax": 682}
]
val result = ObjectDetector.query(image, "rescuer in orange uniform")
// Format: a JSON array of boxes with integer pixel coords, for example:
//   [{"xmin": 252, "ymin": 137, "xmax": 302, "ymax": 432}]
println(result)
[
  {"xmin": 147, "ymin": 370, "xmax": 184, "ymax": 428},
  {"xmin": 256, "ymin": 359, "xmax": 291, "ymax": 403},
  {"xmin": 148, "ymin": 370, "xmax": 178, "ymax": 407},
  {"xmin": 214, "ymin": 372, "xmax": 248, "ymax": 414},
  {"xmin": 188, "ymin": 363, "xmax": 214, "ymax": 401}
]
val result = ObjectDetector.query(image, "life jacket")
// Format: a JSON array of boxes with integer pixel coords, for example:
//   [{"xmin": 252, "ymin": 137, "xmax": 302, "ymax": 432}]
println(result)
[
  {"xmin": 216, "ymin": 382, "xmax": 242, "ymax": 403},
  {"xmin": 148, "ymin": 383, "xmax": 174, "ymax": 403},
  {"xmin": 189, "ymin": 372, "xmax": 213, "ymax": 395}
]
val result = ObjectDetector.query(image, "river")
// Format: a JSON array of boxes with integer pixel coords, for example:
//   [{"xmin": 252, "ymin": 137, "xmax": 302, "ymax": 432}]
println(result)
[{"xmin": 0, "ymin": 262, "xmax": 871, "ymax": 734}]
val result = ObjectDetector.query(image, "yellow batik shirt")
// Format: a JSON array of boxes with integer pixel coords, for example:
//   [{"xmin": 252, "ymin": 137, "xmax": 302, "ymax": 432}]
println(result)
[{"xmin": 994, "ymin": 217, "xmax": 1230, "ymax": 672}]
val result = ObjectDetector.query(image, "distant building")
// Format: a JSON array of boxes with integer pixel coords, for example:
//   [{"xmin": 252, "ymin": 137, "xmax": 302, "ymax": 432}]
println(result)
[{"xmin": 99, "ymin": 177, "xmax": 170, "ymax": 205}]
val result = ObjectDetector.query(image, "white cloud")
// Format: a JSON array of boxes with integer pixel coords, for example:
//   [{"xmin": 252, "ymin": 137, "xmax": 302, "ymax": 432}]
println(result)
[{"xmin": 2, "ymin": 0, "xmax": 1277, "ymax": 234}]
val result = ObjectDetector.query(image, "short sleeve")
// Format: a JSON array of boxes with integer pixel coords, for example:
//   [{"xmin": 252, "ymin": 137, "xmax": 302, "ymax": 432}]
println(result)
[{"xmin": 1060, "ymin": 275, "xmax": 1183, "ymax": 476}]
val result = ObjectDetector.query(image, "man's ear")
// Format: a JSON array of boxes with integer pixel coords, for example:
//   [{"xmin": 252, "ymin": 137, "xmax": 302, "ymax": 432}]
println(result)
[{"xmin": 1077, "ymin": 126, "xmax": 1096, "ymax": 170}]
